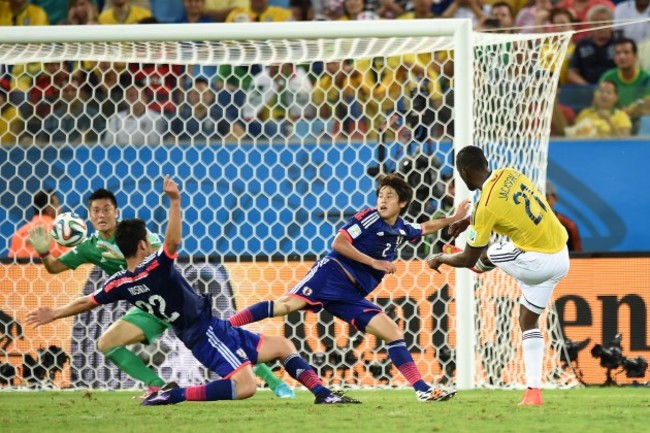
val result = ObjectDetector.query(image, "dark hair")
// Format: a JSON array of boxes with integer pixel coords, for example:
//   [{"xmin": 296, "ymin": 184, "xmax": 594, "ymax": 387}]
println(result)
[
  {"xmin": 456, "ymin": 146, "xmax": 488, "ymax": 171},
  {"xmin": 115, "ymin": 218, "xmax": 148, "ymax": 258},
  {"xmin": 88, "ymin": 188, "xmax": 118, "ymax": 208},
  {"xmin": 600, "ymin": 79, "xmax": 618, "ymax": 91},
  {"xmin": 549, "ymin": 7, "xmax": 575, "ymax": 24},
  {"xmin": 491, "ymin": 1, "xmax": 514, "ymax": 18},
  {"xmin": 376, "ymin": 173, "xmax": 413, "ymax": 215},
  {"xmin": 615, "ymin": 37, "xmax": 638, "ymax": 55},
  {"xmin": 33, "ymin": 189, "xmax": 54, "ymax": 214}
]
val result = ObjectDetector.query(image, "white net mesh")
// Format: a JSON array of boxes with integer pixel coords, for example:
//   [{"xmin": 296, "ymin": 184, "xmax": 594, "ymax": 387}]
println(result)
[{"xmin": 0, "ymin": 24, "xmax": 576, "ymax": 390}]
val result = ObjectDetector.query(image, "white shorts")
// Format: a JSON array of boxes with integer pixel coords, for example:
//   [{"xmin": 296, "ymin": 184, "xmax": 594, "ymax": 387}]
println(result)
[{"xmin": 487, "ymin": 241, "xmax": 570, "ymax": 314}]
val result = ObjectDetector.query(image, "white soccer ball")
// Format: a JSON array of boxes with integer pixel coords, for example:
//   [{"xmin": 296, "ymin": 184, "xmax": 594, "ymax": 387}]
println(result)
[{"xmin": 51, "ymin": 212, "xmax": 88, "ymax": 247}]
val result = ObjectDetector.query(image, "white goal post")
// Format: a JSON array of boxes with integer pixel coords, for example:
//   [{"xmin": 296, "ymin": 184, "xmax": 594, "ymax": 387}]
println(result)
[{"xmin": 0, "ymin": 20, "xmax": 574, "ymax": 391}]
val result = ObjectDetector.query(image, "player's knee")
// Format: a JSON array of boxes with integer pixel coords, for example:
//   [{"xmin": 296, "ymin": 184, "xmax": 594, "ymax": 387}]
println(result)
[
  {"xmin": 234, "ymin": 377, "xmax": 257, "ymax": 399},
  {"xmin": 97, "ymin": 332, "xmax": 117, "ymax": 353}
]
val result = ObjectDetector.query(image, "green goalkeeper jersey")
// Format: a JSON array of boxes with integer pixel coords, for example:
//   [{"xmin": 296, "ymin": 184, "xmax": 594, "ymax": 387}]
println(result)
[{"xmin": 58, "ymin": 229, "xmax": 162, "ymax": 275}]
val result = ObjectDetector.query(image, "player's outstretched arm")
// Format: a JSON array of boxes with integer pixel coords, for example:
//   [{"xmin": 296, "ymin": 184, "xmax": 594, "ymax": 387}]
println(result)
[
  {"xmin": 26, "ymin": 226, "xmax": 70, "ymax": 274},
  {"xmin": 420, "ymin": 199, "xmax": 471, "ymax": 236},
  {"xmin": 427, "ymin": 244, "xmax": 485, "ymax": 272},
  {"xmin": 331, "ymin": 233, "xmax": 396, "ymax": 274},
  {"xmin": 25, "ymin": 295, "xmax": 97, "ymax": 328},
  {"xmin": 162, "ymin": 176, "xmax": 182, "ymax": 257}
]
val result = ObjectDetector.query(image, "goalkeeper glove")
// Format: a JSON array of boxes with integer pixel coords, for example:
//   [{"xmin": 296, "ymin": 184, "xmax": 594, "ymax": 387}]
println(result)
[{"xmin": 27, "ymin": 226, "xmax": 52, "ymax": 256}]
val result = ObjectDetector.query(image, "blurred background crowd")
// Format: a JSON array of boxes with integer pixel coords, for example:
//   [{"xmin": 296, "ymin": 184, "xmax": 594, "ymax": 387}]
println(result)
[{"xmin": 0, "ymin": 0, "xmax": 649, "ymax": 145}]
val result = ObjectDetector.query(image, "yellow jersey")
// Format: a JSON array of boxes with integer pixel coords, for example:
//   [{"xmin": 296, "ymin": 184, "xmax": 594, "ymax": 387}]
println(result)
[
  {"xmin": 0, "ymin": 3, "xmax": 49, "ymax": 26},
  {"xmin": 98, "ymin": 5, "xmax": 152, "ymax": 24},
  {"xmin": 467, "ymin": 168, "xmax": 568, "ymax": 253},
  {"xmin": 226, "ymin": 6, "xmax": 292, "ymax": 22}
]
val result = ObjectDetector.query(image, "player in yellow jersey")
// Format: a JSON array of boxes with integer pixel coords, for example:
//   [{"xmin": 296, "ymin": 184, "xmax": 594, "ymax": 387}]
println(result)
[{"xmin": 427, "ymin": 145, "xmax": 570, "ymax": 407}]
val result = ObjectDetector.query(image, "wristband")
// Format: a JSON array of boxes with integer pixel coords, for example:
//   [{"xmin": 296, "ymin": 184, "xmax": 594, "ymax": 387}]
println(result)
[{"xmin": 39, "ymin": 251, "xmax": 51, "ymax": 259}]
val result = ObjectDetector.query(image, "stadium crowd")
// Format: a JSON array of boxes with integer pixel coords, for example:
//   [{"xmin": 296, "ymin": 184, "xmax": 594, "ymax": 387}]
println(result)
[{"xmin": 0, "ymin": 0, "xmax": 649, "ymax": 145}]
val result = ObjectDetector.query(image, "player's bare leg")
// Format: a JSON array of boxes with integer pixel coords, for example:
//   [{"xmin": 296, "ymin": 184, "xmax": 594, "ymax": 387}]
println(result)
[
  {"xmin": 366, "ymin": 313, "xmax": 456, "ymax": 402},
  {"xmin": 518, "ymin": 305, "xmax": 543, "ymax": 406},
  {"xmin": 98, "ymin": 320, "xmax": 166, "ymax": 396}
]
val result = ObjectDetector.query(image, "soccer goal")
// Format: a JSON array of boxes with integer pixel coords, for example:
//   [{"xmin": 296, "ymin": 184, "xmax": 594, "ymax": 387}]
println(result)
[{"xmin": 0, "ymin": 20, "xmax": 575, "ymax": 391}]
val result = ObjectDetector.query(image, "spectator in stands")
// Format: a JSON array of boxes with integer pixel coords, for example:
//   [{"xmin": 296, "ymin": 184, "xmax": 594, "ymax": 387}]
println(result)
[
  {"xmin": 176, "ymin": 0, "xmax": 217, "ymax": 83},
  {"xmin": 9, "ymin": 189, "xmax": 68, "ymax": 259},
  {"xmin": 614, "ymin": 0, "xmax": 650, "ymax": 44},
  {"xmin": 376, "ymin": 0, "xmax": 412, "ymax": 19},
  {"xmin": 313, "ymin": 60, "xmax": 370, "ymax": 138},
  {"xmin": 438, "ymin": 0, "xmax": 488, "ymax": 26},
  {"xmin": 126, "ymin": 17, "xmax": 183, "ymax": 115},
  {"xmin": 547, "ymin": 8, "xmax": 576, "ymax": 85},
  {"xmin": 550, "ymin": 87, "xmax": 575, "ymax": 136},
  {"xmin": 566, "ymin": 5, "xmax": 616, "ymax": 85},
  {"xmin": 399, "ymin": 0, "xmax": 438, "ymax": 19},
  {"xmin": 340, "ymin": 0, "xmax": 379, "ymax": 20},
  {"xmin": 0, "ymin": 0, "xmax": 49, "ymax": 25},
  {"xmin": 26, "ymin": 62, "xmax": 71, "ymax": 140},
  {"xmin": 0, "ymin": 83, "xmax": 23, "ymax": 145},
  {"xmin": 312, "ymin": 0, "xmax": 345, "ymax": 19},
  {"xmin": 599, "ymin": 37, "xmax": 650, "ymax": 124},
  {"xmin": 32, "ymin": 0, "xmax": 74, "ymax": 24},
  {"xmin": 515, "ymin": 0, "xmax": 553, "ymax": 33},
  {"xmin": 103, "ymin": 78, "xmax": 165, "ymax": 145},
  {"xmin": 178, "ymin": 0, "xmax": 214, "ymax": 21},
  {"xmin": 489, "ymin": 1, "xmax": 516, "ymax": 30},
  {"xmin": 0, "ymin": 0, "xmax": 49, "ymax": 125},
  {"xmin": 545, "ymin": 181, "xmax": 582, "ymax": 252},
  {"xmin": 356, "ymin": 55, "xmax": 443, "ymax": 141},
  {"xmin": 556, "ymin": 0, "xmax": 614, "ymax": 25},
  {"xmin": 172, "ymin": 77, "xmax": 231, "ymax": 143},
  {"xmin": 566, "ymin": 80, "xmax": 632, "ymax": 137},
  {"xmin": 241, "ymin": 64, "xmax": 314, "ymax": 138},
  {"xmin": 84, "ymin": 61, "xmax": 128, "ymax": 119},
  {"xmin": 98, "ymin": 0, "xmax": 152, "ymax": 23},
  {"xmin": 204, "ymin": 0, "xmax": 250, "ymax": 22},
  {"xmin": 289, "ymin": 0, "xmax": 313, "ymax": 20},
  {"xmin": 213, "ymin": 64, "xmax": 251, "ymax": 139},
  {"xmin": 226, "ymin": 0, "xmax": 291, "ymax": 21},
  {"xmin": 62, "ymin": 0, "xmax": 99, "ymax": 24},
  {"xmin": 42, "ymin": 79, "xmax": 104, "ymax": 144},
  {"xmin": 149, "ymin": 0, "xmax": 186, "ymax": 22}
]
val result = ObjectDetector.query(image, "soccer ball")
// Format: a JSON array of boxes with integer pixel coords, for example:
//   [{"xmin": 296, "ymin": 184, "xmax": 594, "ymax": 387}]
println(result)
[{"xmin": 51, "ymin": 212, "xmax": 88, "ymax": 247}]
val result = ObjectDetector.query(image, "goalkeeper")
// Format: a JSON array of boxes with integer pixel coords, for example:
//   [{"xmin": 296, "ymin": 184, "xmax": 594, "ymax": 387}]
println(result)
[{"xmin": 27, "ymin": 188, "xmax": 295, "ymax": 399}]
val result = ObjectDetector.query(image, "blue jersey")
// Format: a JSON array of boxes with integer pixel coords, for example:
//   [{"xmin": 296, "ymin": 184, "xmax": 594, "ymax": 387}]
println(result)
[
  {"xmin": 91, "ymin": 246, "xmax": 211, "ymax": 347},
  {"xmin": 326, "ymin": 208, "xmax": 423, "ymax": 295}
]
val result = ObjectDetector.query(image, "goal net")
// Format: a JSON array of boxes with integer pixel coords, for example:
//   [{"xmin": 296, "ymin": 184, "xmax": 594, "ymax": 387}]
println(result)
[{"xmin": 0, "ymin": 20, "xmax": 575, "ymax": 390}]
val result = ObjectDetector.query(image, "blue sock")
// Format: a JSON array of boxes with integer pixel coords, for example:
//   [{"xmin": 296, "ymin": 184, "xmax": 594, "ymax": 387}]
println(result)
[
  {"xmin": 173, "ymin": 379, "xmax": 236, "ymax": 402},
  {"xmin": 284, "ymin": 353, "xmax": 330, "ymax": 397},
  {"xmin": 229, "ymin": 301, "xmax": 274, "ymax": 326},
  {"xmin": 387, "ymin": 339, "xmax": 430, "ymax": 393}
]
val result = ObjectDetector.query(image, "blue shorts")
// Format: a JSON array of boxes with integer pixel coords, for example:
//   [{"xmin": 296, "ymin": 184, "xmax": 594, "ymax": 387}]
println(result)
[
  {"xmin": 190, "ymin": 317, "xmax": 261, "ymax": 379},
  {"xmin": 288, "ymin": 258, "xmax": 381, "ymax": 331}
]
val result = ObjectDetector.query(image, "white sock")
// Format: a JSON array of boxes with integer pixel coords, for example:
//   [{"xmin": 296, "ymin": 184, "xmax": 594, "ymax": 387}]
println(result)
[{"xmin": 522, "ymin": 328, "xmax": 544, "ymax": 388}]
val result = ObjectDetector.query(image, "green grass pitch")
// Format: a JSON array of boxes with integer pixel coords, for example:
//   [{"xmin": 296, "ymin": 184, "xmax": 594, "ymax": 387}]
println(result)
[{"xmin": 1, "ymin": 388, "xmax": 649, "ymax": 433}]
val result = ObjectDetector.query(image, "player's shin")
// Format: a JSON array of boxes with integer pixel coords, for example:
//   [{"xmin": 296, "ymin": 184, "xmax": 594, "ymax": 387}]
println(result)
[
  {"xmin": 104, "ymin": 346, "xmax": 165, "ymax": 387},
  {"xmin": 228, "ymin": 300, "xmax": 275, "ymax": 326},
  {"xmin": 282, "ymin": 353, "xmax": 330, "ymax": 397},
  {"xmin": 386, "ymin": 339, "xmax": 430, "ymax": 393},
  {"xmin": 522, "ymin": 329, "xmax": 544, "ymax": 388}
]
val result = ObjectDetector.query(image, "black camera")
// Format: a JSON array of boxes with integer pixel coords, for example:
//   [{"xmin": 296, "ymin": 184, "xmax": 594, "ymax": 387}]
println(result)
[
  {"xmin": 591, "ymin": 334, "xmax": 625, "ymax": 370},
  {"xmin": 591, "ymin": 334, "xmax": 648, "ymax": 385}
]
